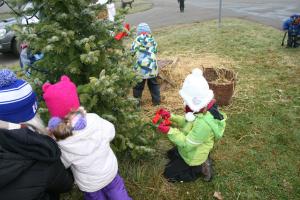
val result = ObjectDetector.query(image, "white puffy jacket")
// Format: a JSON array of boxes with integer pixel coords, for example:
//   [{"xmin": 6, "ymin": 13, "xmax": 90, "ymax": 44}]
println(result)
[{"xmin": 57, "ymin": 113, "xmax": 118, "ymax": 192}]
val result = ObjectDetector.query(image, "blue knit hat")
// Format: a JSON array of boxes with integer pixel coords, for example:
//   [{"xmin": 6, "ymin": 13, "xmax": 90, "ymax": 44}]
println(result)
[
  {"xmin": 137, "ymin": 23, "xmax": 151, "ymax": 35},
  {"xmin": 0, "ymin": 69, "xmax": 38, "ymax": 123}
]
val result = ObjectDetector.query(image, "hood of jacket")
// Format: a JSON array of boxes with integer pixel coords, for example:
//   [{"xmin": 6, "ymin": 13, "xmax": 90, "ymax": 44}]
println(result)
[
  {"xmin": 0, "ymin": 128, "xmax": 61, "ymax": 187},
  {"xmin": 203, "ymin": 112, "xmax": 226, "ymax": 141}
]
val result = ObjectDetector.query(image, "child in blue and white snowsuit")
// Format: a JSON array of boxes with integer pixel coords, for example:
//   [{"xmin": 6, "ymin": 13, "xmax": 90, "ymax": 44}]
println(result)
[{"xmin": 131, "ymin": 23, "xmax": 160, "ymax": 106}]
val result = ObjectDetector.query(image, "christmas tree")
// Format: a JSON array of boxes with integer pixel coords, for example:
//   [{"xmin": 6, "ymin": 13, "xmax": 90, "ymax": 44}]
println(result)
[{"xmin": 10, "ymin": 0, "xmax": 157, "ymax": 158}]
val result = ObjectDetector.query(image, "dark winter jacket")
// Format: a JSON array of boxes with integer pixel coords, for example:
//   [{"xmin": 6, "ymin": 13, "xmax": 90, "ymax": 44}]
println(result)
[
  {"xmin": 0, "ymin": 128, "xmax": 74, "ymax": 200},
  {"xmin": 282, "ymin": 14, "xmax": 300, "ymax": 35}
]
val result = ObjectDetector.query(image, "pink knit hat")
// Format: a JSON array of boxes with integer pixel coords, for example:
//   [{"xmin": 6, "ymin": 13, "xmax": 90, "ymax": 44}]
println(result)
[{"xmin": 42, "ymin": 75, "xmax": 80, "ymax": 118}]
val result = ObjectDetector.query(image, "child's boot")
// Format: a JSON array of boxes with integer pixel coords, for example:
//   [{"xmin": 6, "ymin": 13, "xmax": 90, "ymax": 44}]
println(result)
[{"xmin": 201, "ymin": 157, "xmax": 213, "ymax": 182}]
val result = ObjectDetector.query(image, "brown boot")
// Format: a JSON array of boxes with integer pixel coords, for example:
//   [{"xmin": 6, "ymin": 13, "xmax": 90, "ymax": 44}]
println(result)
[{"xmin": 201, "ymin": 157, "xmax": 213, "ymax": 182}]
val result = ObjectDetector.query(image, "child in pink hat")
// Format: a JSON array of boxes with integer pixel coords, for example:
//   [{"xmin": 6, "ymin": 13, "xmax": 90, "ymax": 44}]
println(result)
[
  {"xmin": 43, "ymin": 75, "xmax": 80, "ymax": 118},
  {"xmin": 43, "ymin": 75, "xmax": 132, "ymax": 200}
]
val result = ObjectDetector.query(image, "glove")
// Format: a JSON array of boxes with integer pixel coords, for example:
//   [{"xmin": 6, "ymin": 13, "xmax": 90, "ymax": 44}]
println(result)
[
  {"xmin": 156, "ymin": 108, "xmax": 171, "ymax": 119},
  {"xmin": 157, "ymin": 124, "xmax": 170, "ymax": 134},
  {"xmin": 160, "ymin": 108, "xmax": 171, "ymax": 119},
  {"xmin": 152, "ymin": 113, "xmax": 161, "ymax": 124},
  {"xmin": 161, "ymin": 118, "xmax": 172, "ymax": 126}
]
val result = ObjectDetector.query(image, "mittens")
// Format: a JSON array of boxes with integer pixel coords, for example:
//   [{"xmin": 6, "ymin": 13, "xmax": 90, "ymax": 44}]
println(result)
[
  {"xmin": 153, "ymin": 108, "xmax": 172, "ymax": 134},
  {"xmin": 155, "ymin": 108, "xmax": 171, "ymax": 119},
  {"xmin": 157, "ymin": 124, "xmax": 170, "ymax": 134},
  {"xmin": 152, "ymin": 113, "xmax": 161, "ymax": 124},
  {"xmin": 152, "ymin": 108, "xmax": 171, "ymax": 124},
  {"xmin": 161, "ymin": 118, "xmax": 171, "ymax": 126}
]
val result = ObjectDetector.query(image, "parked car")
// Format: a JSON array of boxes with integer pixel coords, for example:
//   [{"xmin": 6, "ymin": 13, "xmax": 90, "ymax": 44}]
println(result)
[
  {"xmin": 0, "ymin": 17, "xmax": 20, "ymax": 55},
  {"xmin": 0, "ymin": 2, "xmax": 38, "ymax": 55}
]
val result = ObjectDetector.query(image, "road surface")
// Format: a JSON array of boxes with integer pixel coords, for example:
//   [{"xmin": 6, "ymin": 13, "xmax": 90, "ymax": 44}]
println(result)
[
  {"xmin": 0, "ymin": 4, "xmax": 10, "ymax": 13},
  {"xmin": 126, "ymin": 0, "xmax": 299, "ymax": 29},
  {"xmin": 0, "ymin": 3, "xmax": 17, "ymax": 68}
]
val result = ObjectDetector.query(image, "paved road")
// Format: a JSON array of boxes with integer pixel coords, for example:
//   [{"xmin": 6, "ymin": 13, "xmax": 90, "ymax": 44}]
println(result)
[
  {"xmin": 0, "ymin": 3, "xmax": 17, "ymax": 68},
  {"xmin": 1, "ymin": 0, "xmax": 299, "ymax": 67},
  {"xmin": 0, "ymin": 53, "xmax": 18, "ymax": 68},
  {"xmin": 126, "ymin": 0, "xmax": 300, "ymax": 30},
  {"xmin": 0, "ymin": 4, "xmax": 10, "ymax": 13}
]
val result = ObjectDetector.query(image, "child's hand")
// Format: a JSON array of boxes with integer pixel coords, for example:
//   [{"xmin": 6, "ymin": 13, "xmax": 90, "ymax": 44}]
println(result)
[
  {"xmin": 161, "ymin": 118, "xmax": 172, "ymax": 126},
  {"xmin": 160, "ymin": 109, "xmax": 171, "ymax": 119},
  {"xmin": 152, "ymin": 113, "xmax": 161, "ymax": 124},
  {"xmin": 157, "ymin": 124, "xmax": 170, "ymax": 134},
  {"xmin": 152, "ymin": 108, "xmax": 171, "ymax": 124}
]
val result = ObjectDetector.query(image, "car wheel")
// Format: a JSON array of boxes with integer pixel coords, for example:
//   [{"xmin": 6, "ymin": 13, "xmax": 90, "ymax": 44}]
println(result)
[{"xmin": 12, "ymin": 38, "xmax": 21, "ymax": 56}]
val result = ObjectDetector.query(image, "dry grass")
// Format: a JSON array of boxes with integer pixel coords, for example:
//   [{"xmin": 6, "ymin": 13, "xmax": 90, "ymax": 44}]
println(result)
[{"xmin": 141, "ymin": 53, "xmax": 236, "ymax": 115}]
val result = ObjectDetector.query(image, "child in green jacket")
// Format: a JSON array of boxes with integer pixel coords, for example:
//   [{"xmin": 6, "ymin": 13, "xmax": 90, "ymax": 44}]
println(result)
[{"xmin": 156, "ymin": 68, "xmax": 226, "ymax": 182}]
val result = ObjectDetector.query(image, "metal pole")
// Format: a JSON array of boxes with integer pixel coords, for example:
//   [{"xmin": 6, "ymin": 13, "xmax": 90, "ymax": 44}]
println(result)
[{"xmin": 218, "ymin": 0, "xmax": 223, "ymax": 28}]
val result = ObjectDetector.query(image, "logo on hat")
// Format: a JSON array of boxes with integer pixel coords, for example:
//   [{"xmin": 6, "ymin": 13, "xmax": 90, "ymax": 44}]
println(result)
[{"xmin": 192, "ymin": 96, "xmax": 202, "ymax": 105}]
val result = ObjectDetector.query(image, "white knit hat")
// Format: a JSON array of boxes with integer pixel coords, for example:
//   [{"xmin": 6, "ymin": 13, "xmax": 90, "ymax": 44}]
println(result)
[{"xmin": 179, "ymin": 68, "xmax": 214, "ymax": 112}]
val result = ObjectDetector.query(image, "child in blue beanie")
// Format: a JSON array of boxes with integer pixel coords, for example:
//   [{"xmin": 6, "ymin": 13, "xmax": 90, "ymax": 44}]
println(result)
[{"xmin": 131, "ymin": 22, "xmax": 161, "ymax": 106}]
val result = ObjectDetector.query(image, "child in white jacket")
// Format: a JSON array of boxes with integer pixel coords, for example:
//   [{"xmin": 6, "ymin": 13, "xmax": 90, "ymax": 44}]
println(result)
[{"xmin": 43, "ymin": 75, "xmax": 131, "ymax": 200}]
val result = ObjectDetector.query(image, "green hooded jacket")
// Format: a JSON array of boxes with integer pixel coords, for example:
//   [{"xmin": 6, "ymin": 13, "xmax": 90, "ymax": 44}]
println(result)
[{"xmin": 168, "ymin": 112, "xmax": 226, "ymax": 166}]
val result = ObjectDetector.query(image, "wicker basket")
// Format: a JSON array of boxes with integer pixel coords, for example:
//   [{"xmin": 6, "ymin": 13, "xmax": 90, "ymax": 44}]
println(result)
[{"xmin": 203, "ymin": 67, "xmax": 237, "ymax": 106}]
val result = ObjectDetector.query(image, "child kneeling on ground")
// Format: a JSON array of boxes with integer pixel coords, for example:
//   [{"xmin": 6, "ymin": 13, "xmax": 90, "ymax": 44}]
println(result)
[
  {"xmin": 155, "ymin": 68, "xmax": 226, "ymax": 182},
  {"xmin": 43, "ymin": 75, "xmax": 132, "ymax": 200}
]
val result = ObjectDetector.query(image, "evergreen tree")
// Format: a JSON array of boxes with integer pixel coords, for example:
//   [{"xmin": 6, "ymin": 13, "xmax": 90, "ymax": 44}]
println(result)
[{"xmin": 10, "ymin": 0, "xmax": 157, "ymax": 158}]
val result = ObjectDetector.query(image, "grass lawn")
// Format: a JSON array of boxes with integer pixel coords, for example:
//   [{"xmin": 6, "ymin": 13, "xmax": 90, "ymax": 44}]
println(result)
[{"xmin": 118, "ymin": 18, "xmax": 300, "ymax": 200}]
